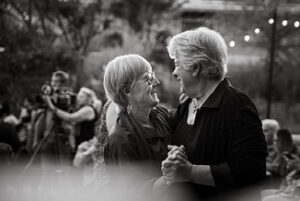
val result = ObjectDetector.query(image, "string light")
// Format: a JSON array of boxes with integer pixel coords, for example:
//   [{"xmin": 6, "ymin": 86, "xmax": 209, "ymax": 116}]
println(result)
[
  {"xmin": 244, "ymin": 35, "xmax": 250, "ymax": 42},
  {"xmin": 254, "ymin": 28, "xmax": 260, "ymax": 34},
  {"xmin": 294, "ymin": 21, "xmax": 300, "ymax": 28},
  {"xmin": 268, "ymin": 18, "xmax": 274, "ymax": 24},
  {"xmin": 282, "ymin": 20, "xmax": 288, "ymax": 26},
  {"xmin": 229, "ymin": 41, "xmax": 235, "ymax": 47}
]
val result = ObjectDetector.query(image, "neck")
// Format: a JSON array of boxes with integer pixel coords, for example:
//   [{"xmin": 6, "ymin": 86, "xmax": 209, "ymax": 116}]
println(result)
[
  {"xmin": 130, "ymin": 104, "xmax": 151, "ymax": 125},
  {"xmin": 192, "ymin": 78, "xmax": 219, "ymax": 99}
]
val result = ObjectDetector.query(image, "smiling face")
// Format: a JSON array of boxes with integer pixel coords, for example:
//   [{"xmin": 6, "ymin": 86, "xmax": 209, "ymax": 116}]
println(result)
[{"xmin": 128, "ymin": 70, "xmax": 160, "ymax": 110}]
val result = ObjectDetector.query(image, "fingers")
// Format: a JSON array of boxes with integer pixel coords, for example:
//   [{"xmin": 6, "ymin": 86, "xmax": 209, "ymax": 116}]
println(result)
[
  {"xmin": 161, "ymin": 166, "xmax": 176, "ymax": 176},
  {"xmin": 169, "ymin": 149, "xmax": 187, "ymax": 160},
  {"xmin": 168, "ymin": 145, "xmax": 186, "ymax": 159},
  {"xmin": 162, "ymin": 158, "xmax": 185, "ymax": 169},
  {"xmin": 168, "ymin": 145, "xmax": 185, "ymax": 153}
]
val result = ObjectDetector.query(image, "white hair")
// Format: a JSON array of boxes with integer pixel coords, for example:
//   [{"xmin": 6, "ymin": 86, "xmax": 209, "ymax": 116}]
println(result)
[
  {"xmin": 103, "ymin": 54, "xmax": 151, "ymax": 111},
  {"xmin": 262, "ymin": 119, "xmax": 280, "ymax": 130},
  {"xmin": 167, "ymin": 27, "xmax": 228, "ymax": 80},
  {"xmin": 78, "ymin": 87, "xmax": 94, "ymax": 104}
]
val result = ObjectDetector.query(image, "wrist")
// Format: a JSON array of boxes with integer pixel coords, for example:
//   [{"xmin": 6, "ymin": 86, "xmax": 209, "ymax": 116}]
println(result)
[
  {"xmin": 187, "ymin": 162, "xmax": 193, "ymax": 182},
  {"xmin": 52, "ymin": 107, "xmax": 58, "ymax": 113}
]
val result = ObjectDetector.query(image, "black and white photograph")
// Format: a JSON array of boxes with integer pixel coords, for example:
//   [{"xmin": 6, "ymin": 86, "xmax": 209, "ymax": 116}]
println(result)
[{"xmin": 1, "ymin": 0, "xmax": 300, "ymax": 201}]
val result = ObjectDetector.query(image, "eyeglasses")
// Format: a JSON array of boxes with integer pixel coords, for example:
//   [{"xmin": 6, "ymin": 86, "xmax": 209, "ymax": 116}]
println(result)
[
  {"xmin": 137, "ymin": 71, "xmax": 157, "ymax": 86},
  {"xmin": 124, "ymin": 71, "xmax": 157, "ymax": 93}
]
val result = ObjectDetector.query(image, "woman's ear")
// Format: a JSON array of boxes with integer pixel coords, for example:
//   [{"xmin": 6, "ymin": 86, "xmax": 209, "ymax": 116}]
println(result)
[
  {"xmin": 122, "ymin": 85, "xmax": 131, "ymax": 96},
  {"xmin": 192, "ymin": 64, "xmax": 200, "ymax": 77}
]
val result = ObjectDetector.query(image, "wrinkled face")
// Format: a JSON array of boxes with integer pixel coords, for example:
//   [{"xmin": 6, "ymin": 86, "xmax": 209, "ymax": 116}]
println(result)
[
  {"xmin": 129, "ymin": 70, "xmax": 160, "ymax": 109},
  {"xmin": 172, "ymin": 56, "xmax": 198, "ymax": 97},
  {"xmin": 76, "ymin": 91, "xmax": 90, "ymax": 107},
  {"xmin": 51, "ymin": 76, "xmax": 63, "ymax": 91}
]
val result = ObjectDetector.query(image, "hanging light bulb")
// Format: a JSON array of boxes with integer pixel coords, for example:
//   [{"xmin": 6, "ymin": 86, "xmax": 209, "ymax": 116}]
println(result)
[
  {"xmin": 0, "ymin": 47, "xmax": 5, "ymax": 52},
  {"xmin": 268, "ymin": 18, "xmax": 274, "ymax": 24},
  {"xmin": 282, "ymin": 20, "xmax": 288, "ymax": 26},
  {"xmin": 244, "ymin": 35, "xmax": 250, "ymax": 42},
  {"xmin": 229, "ymin": 41, "xmax": 235, "ymax": 47},
  {"xmin": 294, "ymin": 21, "xmax": 300, "ymax": 28},
  {"xmin": 254, "ymin": 28, "xmax": 260, "ymax": 34}
]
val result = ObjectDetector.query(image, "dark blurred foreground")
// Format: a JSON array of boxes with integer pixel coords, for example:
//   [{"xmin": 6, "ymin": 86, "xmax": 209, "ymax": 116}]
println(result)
[{"xmin": 0, "ymin": 162, "xmax": 282, "ymax": 201}]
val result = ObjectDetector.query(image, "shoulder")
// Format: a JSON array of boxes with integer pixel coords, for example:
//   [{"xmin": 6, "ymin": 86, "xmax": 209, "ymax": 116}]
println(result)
[
  {"xmin": 107, "ymin": 118, "xmax": 133, "ymax": 146},
  {"xmin": 221, "ymin": 84, "xmax": 258, "ymax": 113},
  {"xmin": 79, "ymin": 105, "xmax": 94, "ymax": 113}
]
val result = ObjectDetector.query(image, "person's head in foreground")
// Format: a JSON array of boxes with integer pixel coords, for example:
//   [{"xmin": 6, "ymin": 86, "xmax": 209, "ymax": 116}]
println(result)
[
  {"xmin": 104, "ymin": 54, "xmax": 160, "ymax": 114},
  {"xmin": 262, "ymin": 119, "xmax": 280, "ymax": 146},
  {"xmin": 168, "ymin": 27, "xmax": 228, "ymax": 98}
]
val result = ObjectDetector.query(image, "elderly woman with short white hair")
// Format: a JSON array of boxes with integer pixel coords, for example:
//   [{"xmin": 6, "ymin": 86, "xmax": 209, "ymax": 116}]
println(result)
[
  {"xmin": 103, "ymin": 54, "xmax": 173, "ymax": 195},
  {"xmin": 162, "ymin": 27, "xmax": 267, "ymax": 199}
]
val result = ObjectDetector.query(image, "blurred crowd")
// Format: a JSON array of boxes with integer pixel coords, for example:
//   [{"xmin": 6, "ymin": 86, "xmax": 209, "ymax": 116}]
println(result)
[
  {"xmin": 261, "ymin": 119, "xmax": 300, "ymax": 201},
  {"xmin": 0, "ymin": 70, "xmax": 109, "ymax": 190}
]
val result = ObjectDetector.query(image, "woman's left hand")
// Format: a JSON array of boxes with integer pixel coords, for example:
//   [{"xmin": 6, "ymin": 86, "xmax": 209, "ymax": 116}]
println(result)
[{"xmin": 161, "ymin": 145, "xmax": 192, "ymax": 184}]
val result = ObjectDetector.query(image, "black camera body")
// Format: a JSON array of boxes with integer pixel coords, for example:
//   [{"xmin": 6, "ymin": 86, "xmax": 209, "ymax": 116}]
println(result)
[{"xmin": 40, "ymin": 82, "xmax": 76, "ymax": 112}]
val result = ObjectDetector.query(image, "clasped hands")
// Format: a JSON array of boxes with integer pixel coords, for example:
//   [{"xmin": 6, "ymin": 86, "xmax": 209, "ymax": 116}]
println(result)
[{"xmin": 161, "ymin": 145, "xmax": 192, "ymax": 185}]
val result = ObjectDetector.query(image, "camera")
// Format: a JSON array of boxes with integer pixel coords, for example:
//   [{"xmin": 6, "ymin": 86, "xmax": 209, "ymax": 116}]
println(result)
[
  {"xmin": 39, "ymin": 82, "xmax": 76, "ymax": 112},
  {"xmin": 41, "ymin": 82, "xmax": 54, "ymax": 96}
]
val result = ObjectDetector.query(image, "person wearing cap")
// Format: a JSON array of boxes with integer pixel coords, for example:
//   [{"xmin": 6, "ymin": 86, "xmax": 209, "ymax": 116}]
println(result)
[
  {"xmin": 44, "ymin": 87, "xmax": 98, "ymax": 150},
  {"xmin": 161, "ymin": 27, "xmax": 267, "ymax": 200}
]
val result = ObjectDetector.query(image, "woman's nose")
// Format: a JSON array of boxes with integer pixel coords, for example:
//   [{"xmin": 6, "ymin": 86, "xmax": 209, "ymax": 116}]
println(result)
[{"xmin": 153, "ymin": 77, "xmax": 160, "ymax": 86}]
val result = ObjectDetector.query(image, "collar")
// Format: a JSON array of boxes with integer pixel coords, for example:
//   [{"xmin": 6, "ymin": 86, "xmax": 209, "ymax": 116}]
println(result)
[
  {"xmin": 192, "ymin": 79, "xmax": 221, "ymax": 110},
  {"xmin": 201, "ymin": 78, "xmax": 230, "ymax": 108}
]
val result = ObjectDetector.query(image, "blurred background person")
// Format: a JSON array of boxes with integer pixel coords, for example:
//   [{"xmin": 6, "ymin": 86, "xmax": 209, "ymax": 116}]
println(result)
[
  {"xmin": 267, "ymin": 129, "xmax": 300, "ymax": 177},
  {"xmin": 262, "ymin": 119, "xmax": 280, "ymax": 150},
  {"xmin": 44, "ymin": 87, "xmax": 98, "ymax": 151},
  {"xmin": 44, "ymin": 86, "xmax": 99, "ymax": 187},
  {"xmin": 261, "ymin": 129, "xmax": 300, "ymax": 201},
  {"xmin": 0, "ymin": 97, "xmax": 21, "ymax": 161}
]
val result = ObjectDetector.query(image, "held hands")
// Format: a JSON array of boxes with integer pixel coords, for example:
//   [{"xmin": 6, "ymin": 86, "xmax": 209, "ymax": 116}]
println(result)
[{"xmin": 161, "ymin": 145, "xmax": 192, "ymax": 185}]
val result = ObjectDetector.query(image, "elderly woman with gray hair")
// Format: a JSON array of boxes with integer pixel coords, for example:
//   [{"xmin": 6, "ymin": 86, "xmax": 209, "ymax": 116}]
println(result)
[
  {"xmin": 103, "ymin": 54, "xmax": 173, "ymax": 196},
  {"xmin": 161, "ymin": 27, "xmax": 268, "ymax": 200}
]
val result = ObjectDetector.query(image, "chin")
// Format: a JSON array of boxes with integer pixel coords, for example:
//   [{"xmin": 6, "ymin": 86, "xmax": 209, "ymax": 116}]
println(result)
[{"xmin": 150, "ymin": 97, "xmax": 160, "ymax": 107}]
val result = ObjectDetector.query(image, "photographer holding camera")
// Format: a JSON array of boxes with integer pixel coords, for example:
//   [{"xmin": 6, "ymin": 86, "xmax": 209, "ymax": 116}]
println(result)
[{"xmin": 44, "ymin": 87, "xmax": 98, "ymax": 151}]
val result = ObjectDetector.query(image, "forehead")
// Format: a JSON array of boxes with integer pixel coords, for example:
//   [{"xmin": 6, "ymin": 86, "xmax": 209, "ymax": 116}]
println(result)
[
  {"xmin": 51, "ymin": 75, "xmax": 62, "ymax": 82},
  {"xmin": 78, "ymin": 91, "xmax": 89, "ymax": 97}
]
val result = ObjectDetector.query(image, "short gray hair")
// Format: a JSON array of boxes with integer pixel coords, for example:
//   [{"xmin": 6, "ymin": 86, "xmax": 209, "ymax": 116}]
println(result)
[
  {"xmin": 103, "ymin": 54, "xmax": 151, "ymax": 110},
  {"xmin": 78, "ymin": 87, "xmax": 94, "ymax": 104},
  {"xmin": 167, "ymin": 27, "xmax": 228, "ymax": 80},
  {"xmin": 262, "ymin": 119, "xmax": 280, "ymax": 131}
]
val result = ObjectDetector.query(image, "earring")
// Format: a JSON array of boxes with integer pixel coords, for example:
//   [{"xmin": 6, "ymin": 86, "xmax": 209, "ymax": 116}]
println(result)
[{"xmin": 127, "ymin": 104, "xmax": 132, "ymax": 114}]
